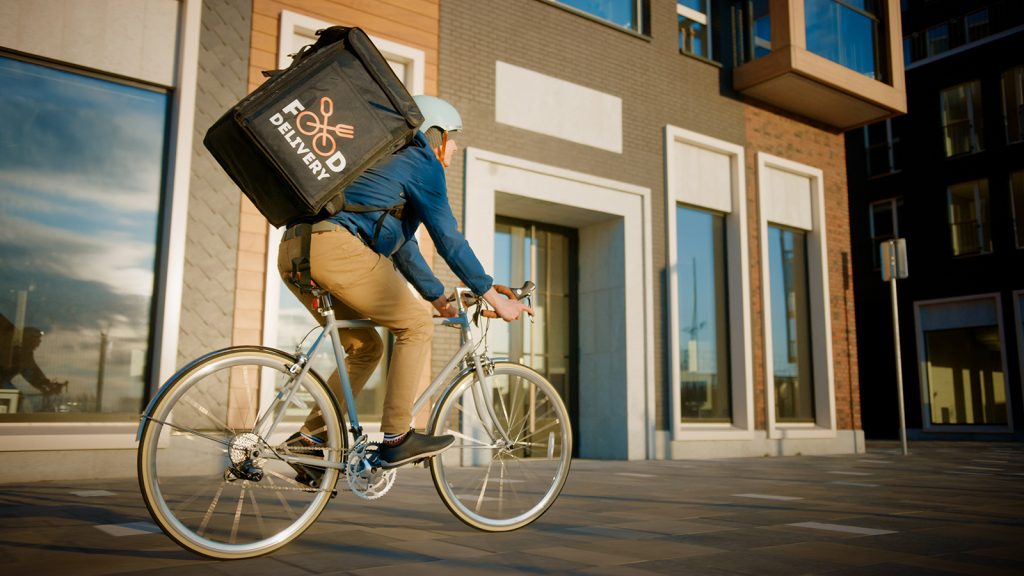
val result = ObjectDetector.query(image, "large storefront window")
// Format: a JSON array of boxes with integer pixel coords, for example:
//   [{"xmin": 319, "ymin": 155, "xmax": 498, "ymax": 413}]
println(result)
[
  {"xmin": 768, "ymin": 225, "xmax": 815, "ymax": 423},
  {"xmin": 677, "ymin": 206, "xmax": 731, "ymax": 422},
  {"xmin": 0, "ymin": 55, "xmax": 168, "ymax": 420},
  {"xmin": 918, "ymin": 297, "xmax": 1008, "ymax": 427}
]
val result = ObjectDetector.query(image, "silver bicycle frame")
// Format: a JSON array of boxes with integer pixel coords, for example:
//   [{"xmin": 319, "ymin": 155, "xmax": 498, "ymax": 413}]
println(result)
[{"xmin": 274, "ymin": 286, "xmax": 511, "ymax": 454}]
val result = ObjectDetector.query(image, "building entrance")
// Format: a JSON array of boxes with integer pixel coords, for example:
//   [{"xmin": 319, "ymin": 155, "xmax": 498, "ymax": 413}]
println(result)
[{"xmin": 493, "ymin": 218, "xmax": 578, "ymax": 453}]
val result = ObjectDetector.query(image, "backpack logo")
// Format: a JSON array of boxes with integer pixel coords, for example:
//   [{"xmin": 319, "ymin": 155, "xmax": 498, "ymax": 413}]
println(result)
[
  {"xmin": 297, "ymin": 97, "xmax": 355, "ymax": 157},
  {"xmin": 268, "ymin": 98, "xmax": 350, "ymax": 181}
]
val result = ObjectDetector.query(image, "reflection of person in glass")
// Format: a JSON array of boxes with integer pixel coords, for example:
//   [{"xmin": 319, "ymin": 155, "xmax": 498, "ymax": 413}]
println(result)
[{"xmin": 0, "ymin": 315, "xmax": 66, "ymax": 411}]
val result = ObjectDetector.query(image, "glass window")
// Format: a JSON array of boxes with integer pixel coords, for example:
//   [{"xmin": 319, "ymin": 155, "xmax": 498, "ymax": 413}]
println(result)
[
  {"xmin": 768, "ymin": 225, "xmax": 815, "ymax": 423},
  {"xmin": 554, "ymin": 0, "xmax": 646, "ymax": 32},
  {"xmin": 869, "ymin": 198, "xmax": 904, "ymax": 268},
  {"xmin": 964, "ymin": 9, "xmax": 990, "ymax": 43},
  {"xmin": 941, "ymin": 80, "xmax": 984, "ymax": 157},
  {"xmin": 732, "ymin": 0, "xmax": 771, "ymax": 64},
  {"xmin": 864, "ymin": 118, "xmax": 901, "ymax": 177},
  {"xmin": 805, "ymin": 0, "xmax": 884, "ymax": 80},
  {"xmin": 0, "ymin": 56, "xmax": 168, "ymax": 420},
  {"xmin": 1011, "ymin": 171, "xmax": 1024, "ymax": 249},
  {"xmin": 678, "ymin": 0, "xmax": 711, "ymax": 59},
  {"xmin": 919, "ymin": 298, "xmax": 1007, "ymax": 427},
  {"xmin": 1002, "ymin": 66, "xmax": 1024, "ymax": 144},
  {"xmin": 948, "ymin": 179, "xmax": 992, "ymax": 256},
  {"xmin": 677, "ymin": 206, "xmax": 731, "ymax": 423},
  {"xmin": 493, "ymin": 220, "xmax": 575, "ymax": 408},
  {"xmin": 926, "ymin": 23, "xmax": 950, "ymax": 57}
]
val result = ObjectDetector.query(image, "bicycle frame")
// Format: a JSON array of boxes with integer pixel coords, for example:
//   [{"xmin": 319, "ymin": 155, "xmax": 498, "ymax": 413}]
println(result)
[{"xmin": 265, "ymin": 286, "xmax": 510, "ymax": 472}]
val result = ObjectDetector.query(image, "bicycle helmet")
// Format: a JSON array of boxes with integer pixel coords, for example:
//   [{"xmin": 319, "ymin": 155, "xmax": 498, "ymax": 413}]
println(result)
[{"xmin": 414, "ymin": 95, "xmax": 463, "ymax": 135}]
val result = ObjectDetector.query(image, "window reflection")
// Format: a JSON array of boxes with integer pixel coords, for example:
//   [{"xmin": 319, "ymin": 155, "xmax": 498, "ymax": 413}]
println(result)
[
  {"xmin": 0, "ymin": 56, "xmax": 167, "ymax": 420},
  {"xmin": 768, "ymin": 225, "xmax": 815, "ymax": 423},
  {"xmin": 677, "ymin": 206, "xmax": 731, "ymax": 422},
  {"xmin": 555, "ymin": 0, "xmax": 641, "ymax": 31},
  {"xmin": 805, "ymin": 0, "xmax": 884, "ymax": 81}
]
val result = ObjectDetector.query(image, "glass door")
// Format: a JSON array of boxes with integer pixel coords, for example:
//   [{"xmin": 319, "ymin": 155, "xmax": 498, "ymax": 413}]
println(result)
[{"xmin": 493, "ymin": 218, "xmax": 577, "ymax": 450}]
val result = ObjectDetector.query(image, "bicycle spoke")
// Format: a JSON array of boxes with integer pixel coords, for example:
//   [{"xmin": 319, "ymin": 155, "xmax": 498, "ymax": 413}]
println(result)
[
  {"xmin": 430, "ymin": 362, "xmax": 570, "ymax": 532},
  {"xmin": 139, "ymin": 347, "xmax": 345, "ymax": 557}
]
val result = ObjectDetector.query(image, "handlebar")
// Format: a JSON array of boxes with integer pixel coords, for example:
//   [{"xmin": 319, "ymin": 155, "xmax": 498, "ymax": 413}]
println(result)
[{"xmin": 451, "ymin": 280, "xmax": 535, "ymax": 320}]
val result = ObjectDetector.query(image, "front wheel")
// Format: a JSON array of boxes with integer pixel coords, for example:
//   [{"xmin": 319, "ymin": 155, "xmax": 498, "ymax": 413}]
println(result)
[
  {"xmin": 429, "ymin": 362, "xmax": 572, "ymax": 531},
  {"xmin": 137, "ymin": 346, "xmax": 346, "ymax": 559}
]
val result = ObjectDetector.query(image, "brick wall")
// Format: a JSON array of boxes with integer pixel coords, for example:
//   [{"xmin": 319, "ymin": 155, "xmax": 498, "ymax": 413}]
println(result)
[{"xmin": 744, "ymin": 106, "xmax": 861, "ymax": 431}]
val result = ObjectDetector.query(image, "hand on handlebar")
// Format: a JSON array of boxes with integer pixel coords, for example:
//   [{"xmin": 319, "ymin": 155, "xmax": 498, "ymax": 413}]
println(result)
[
  {"xmin": 431, "ymin": 294, "xmax": 458, "ymax": 317},
  {"xmin": 483, "ymin": 285, "xmax": 535, "ymax": 322}
]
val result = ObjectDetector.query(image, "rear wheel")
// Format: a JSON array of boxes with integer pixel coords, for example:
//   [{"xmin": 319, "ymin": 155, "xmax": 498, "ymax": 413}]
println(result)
[
  {"xmin": 137, "ymin": 346, "xmax": 346, "ymax": 559},
  {"xmin": 429, "ymin": 362, "xmax": 571, "ymax": 531}
]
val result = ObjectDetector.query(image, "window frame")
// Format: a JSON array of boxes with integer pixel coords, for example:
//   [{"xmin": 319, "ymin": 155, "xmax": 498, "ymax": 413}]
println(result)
[
  {"xmin": 545, "ymin": 0, "xmax": 651, "ymax": 36},
  {"xmin": 913, "ymin": 294, "xmax": 1012, "ymax": 434},
  {"xmin": 665, "ymin": 127, "xmax": 754, "ymax": 442},
  {"xmin": 1002, "ymin": 66, "xmax": 1024, "ymax": 145},
  {"xmin": 863, "ymin": 118, "xmax": 901, "ymax": 177},
  {"xmin": 1009, "ymin": 170, "xmax": 1024, "ymax": 249},
  {"xmin": 757, "ymin": 153, "xmax": 836, "ymax": 439},
  {"xmin": 940, "ymin": 80, "xmax": 984, "ymax": 157},
  {"xmin": 677, "ymin": 0, "xmax": 712, "ymax": 60},
  {"xmin": 947, "ymin": 178, "xmax": 992, "ymax": 257},
  {"xmin": 869, "ymin": 197, "xmax": 903, "ymax": 269}
]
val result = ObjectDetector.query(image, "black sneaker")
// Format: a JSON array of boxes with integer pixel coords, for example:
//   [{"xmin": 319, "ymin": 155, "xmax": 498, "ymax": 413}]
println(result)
[
  {"xmin": 378, "ymin": 430, "xmax": 454, "ymax": 469},
  {"xmin": 284, "ymin": 431, "xmax": 326, "ymax": 486}
]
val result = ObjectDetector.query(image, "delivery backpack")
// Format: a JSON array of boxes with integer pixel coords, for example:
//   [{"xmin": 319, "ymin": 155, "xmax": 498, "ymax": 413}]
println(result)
[{"xmin": 203, "ymin": 26, "xmax": 423, "ymax": 227}]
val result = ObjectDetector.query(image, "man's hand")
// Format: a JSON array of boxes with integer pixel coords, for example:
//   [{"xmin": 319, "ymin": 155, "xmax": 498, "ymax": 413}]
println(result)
[
  {"xmin": 482, "ymin": 286, "xmax": 534, "ymax": 322},
  {"xmin": 432, "ymin": 295, "xmax": 457, "ymax": 317}
]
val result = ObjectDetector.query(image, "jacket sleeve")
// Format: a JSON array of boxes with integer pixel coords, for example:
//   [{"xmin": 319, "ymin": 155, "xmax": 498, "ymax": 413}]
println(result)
[
  {"xmin": 415, "ymin": 172, "xmax": 494, "ymax": 296},
  {"xmin": 392, "ymin": 235, "xmax": 446, "ymax": 301}
]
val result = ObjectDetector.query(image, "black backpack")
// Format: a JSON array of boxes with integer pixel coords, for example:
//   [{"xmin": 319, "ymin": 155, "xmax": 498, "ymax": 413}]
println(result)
[{"xmin": 203, "ymin": 27, "xmax": 423, "ymax": 227}]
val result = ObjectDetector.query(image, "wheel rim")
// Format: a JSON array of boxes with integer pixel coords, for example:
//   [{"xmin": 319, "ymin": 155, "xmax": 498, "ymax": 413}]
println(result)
[
  {"xmin": 138, "ymin": 349, "xmax": 344, "ymax": 558},
  {"xmin": 430, "ymin": 364, "xmax": 571, "ymax": 531}
]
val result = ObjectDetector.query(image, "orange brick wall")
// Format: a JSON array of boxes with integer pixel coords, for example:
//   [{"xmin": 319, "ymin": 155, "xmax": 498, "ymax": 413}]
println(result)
[
  {"xmin": 744, "ymin": 106, "xmax": 861, "ymax": 432},
  {"xmin": 230, "ymin": 0, "xmax": 440, "ymax": 347}
]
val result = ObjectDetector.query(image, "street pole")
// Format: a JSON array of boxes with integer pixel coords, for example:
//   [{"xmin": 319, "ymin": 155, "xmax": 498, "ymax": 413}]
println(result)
[{"xmin": 883, "ymin": 239, "xmax": 909, "ymax": 456}]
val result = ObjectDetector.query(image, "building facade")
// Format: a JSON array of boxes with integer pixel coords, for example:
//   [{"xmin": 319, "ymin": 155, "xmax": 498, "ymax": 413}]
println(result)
[
  {"xmin": 847, "ymin": 0, "xmax": 1024, "ymax": 440},
  {"xmin": 1, "ymin": 0, "xmax": 904, "ymax": 481}
]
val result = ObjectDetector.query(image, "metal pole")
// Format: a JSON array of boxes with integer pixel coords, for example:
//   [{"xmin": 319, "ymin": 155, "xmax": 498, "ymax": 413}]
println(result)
[{"xmin": 888, "ymin": 252, "xmax": 908, "ymax": 456}]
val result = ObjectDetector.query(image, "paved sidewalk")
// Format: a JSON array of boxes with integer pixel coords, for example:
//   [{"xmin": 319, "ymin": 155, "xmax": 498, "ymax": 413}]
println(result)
[{"xmin": 1, "ymin": 441, "xmax": 1023, "ymax": 575}]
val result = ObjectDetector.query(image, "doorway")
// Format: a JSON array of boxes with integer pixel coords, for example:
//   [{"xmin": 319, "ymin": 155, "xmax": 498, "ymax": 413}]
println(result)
[{"xmin": 493, "ymin": 217, "xmax": 579, "ymax": 454}]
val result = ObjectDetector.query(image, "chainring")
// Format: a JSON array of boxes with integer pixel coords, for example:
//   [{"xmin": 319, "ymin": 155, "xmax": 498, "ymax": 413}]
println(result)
[{"xmin": 345, "ymin": 444, "xmax": 395, "ymax": 500}]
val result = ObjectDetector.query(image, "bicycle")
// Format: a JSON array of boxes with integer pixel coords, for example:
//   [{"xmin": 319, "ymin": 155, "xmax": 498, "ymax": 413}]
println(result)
[{"xmin": 136, "ymin": 281, "xmax": 572, "ymax": 559}]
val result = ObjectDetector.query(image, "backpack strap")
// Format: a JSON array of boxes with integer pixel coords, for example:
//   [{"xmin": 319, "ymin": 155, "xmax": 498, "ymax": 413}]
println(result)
[{"xmin": 288, "ymin": 223, "xmax": 315, "ymax": 294}]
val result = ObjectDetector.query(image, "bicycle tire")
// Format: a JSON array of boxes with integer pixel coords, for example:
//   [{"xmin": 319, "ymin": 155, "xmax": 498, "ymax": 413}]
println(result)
[
  {"xmin": 137, "ymin": 346, "xmax": 346, "ymax": 559},
  {"xmin": 428, "ymin": 362, "xmax": 572, "ymax": 531}
]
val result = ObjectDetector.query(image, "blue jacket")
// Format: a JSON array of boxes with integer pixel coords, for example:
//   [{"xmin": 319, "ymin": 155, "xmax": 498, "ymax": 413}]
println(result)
[{"xmin": 327, "ymin": 132, "xmax": 492, "ymax": 301}]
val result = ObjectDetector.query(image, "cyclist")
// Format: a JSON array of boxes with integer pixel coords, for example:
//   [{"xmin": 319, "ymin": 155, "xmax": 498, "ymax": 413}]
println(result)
[{"xmin": 277, "ymin": 95, "xmax": 532, "ymax": 475}]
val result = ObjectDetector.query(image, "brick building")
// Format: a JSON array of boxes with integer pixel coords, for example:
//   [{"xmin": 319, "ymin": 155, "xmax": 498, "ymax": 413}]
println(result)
[{"xmin": 0, "ymin": 0, "xmax": 905, "ymax": 480}]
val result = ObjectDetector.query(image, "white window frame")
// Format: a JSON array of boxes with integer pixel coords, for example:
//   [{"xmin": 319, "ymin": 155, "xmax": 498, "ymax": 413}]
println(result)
[
  {"xmin": 757, "ymin": 153, "xmax": 836, "ymax": 439},
  {"xmin": 677, "ymin": 1, "xmax": 711, "ymax": 59},
  {"xmin": 914, "ymin": 293, "xmax": 1013, "ymax": 434},
  {"xmin": 666, "ymin": 127, "xmax": 753, "ymax": 441}
]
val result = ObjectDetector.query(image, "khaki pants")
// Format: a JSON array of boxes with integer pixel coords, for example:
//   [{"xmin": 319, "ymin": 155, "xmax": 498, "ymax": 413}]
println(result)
[{"xmin": 277, "ymin": 228, "xmax": 433, "ymax": 434}]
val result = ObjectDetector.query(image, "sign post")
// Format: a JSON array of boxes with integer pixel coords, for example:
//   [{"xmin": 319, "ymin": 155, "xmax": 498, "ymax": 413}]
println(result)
[{"xmin": 881, "ymin": 239, "xmax": 909, "ymax": 456}]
